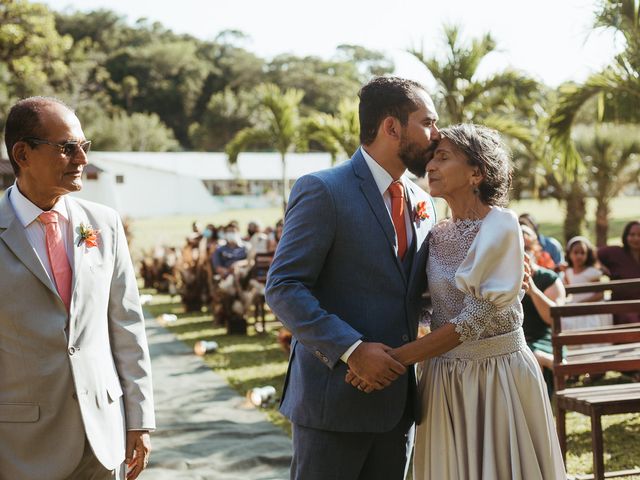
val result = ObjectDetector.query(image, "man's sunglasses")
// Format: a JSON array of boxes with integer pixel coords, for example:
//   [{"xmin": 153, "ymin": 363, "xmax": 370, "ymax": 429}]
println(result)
[{"xmin": 21, "ymin": 137, "xmax": 92, "ymax": 156}]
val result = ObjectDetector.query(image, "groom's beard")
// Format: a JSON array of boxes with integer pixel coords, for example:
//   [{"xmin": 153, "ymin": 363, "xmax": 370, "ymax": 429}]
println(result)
[{"xmin": 399, "ymin": 135, "xmax": 439, "ymax": 178}]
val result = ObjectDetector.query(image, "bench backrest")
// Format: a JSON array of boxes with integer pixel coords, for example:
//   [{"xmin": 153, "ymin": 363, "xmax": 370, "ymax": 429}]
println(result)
[
  {"xmin": 564, "ymin": 278, "xmax": 640, "ymax": 296},
  {"xmin": 250, "ymin": 252, "xmax": 274, "ymax": 282},
  {"xmin": 550, "ymin": 299, "xmax": 640, "ymax": 390}
]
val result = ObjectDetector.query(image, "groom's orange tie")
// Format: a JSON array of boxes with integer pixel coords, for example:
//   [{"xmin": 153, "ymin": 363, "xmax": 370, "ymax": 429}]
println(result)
[
  {"xmin": 388, "ymin": 181, "xmax": 407, "ymax": 260},
  {"xmin": 39, "ymin": 211, "xmax": 72, "ymax": 312}
]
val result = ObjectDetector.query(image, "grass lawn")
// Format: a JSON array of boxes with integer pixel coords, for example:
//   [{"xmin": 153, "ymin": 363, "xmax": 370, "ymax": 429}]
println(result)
[
  {"xmin": 145, "ymin": 291, "xmax": 640, "ymax": 478},
  {"xmin": 128, "ymin": 196, "xmax": 639, "ymax": 258}
]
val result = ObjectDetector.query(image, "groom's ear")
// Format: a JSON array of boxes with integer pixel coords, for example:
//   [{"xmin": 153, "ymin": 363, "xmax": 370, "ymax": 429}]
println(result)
[{"xmin": 380, "ymin": 116, "xmax": 401, "ymax": 141}]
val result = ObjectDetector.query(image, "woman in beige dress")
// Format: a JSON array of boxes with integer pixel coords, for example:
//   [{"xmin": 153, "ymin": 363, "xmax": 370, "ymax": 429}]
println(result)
[{"xmin": 392, "ymin": 124, "xmax": 565, "ymax": 479}]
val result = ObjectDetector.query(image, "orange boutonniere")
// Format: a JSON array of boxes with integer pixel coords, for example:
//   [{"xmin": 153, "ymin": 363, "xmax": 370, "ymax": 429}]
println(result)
[
  {"xmin": 77, "ymin": 223, "xmax": 99, "ymax": 248},
  {"xmin": 415, "ymin": 201, "xmax": 430, "ymax": 221}
]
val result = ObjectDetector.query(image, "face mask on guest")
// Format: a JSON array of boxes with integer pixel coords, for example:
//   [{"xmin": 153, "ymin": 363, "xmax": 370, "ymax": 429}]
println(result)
[{"xmin": 226, "ymin": 232, "xmax": 241, "ymax": 244}]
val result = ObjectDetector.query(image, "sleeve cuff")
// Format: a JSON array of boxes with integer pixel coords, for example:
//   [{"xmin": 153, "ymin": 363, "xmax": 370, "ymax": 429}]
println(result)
[{"xmin": 340, "ymin": 340, "xmax": 363, "ymax": 363}]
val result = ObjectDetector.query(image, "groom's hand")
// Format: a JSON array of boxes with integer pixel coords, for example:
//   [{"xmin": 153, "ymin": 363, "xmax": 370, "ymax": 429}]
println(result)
[{"xmin": 346, "ymin": 342, "xmax": 406, "ymax": 391}]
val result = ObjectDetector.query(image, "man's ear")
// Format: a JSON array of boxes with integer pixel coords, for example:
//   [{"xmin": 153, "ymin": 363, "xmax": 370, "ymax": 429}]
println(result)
[
  {"xmin": 12, "ymin": 142, "xmax": 29, "ymax": 169},
  {"xmin": 380, "ymin": 116, "xmax": 401, "ymax": 141}
]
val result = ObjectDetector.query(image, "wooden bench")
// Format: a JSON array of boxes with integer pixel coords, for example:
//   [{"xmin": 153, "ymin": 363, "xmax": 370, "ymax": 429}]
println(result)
[
  {"xmin": 564, "ymin": 278, "xmax": 640, "ymax": 296},
  {"xmin": 551, "ymin": 291, "xmax": 640, "ymax": 480},
  {"xmin": 561, "ymin": 278, "xmax": 640, "ymax": 373}
]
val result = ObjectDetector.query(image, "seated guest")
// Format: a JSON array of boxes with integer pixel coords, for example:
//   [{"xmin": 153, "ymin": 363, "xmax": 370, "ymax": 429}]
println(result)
[
  {"xmin": 267, "ymin": 219, "xmax": 284, "ymax": 252},
  {"xmin": 212, "ymin": 222, "xmax": 248, "ymax": 278},
  {"xmin": 245, "ymin": 221, "xmax": 261, "ymax": 242},
  {"xmin": 598, "ymin": 220, "xmax": 640, "ymax": 324},
  {"xmin": 562, "ymin": 236, "xmax": 612, "ymax": 334},
  {"xmin": 519, "ymin": 213, "xmax": 564, "ymax": 268},
  {"xmin": 521, "ymin": 225, "xmax": 566, "ymax": 395},
  {"xmin": 202, "ymin": 223, "xmax": 218, "ymax": 247}
]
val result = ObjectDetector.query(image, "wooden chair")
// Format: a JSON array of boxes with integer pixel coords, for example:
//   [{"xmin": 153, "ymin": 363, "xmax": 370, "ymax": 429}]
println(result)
[
  {"xmin": 248, "ymin": 252, "xmax": 274, "ymax": 333},
  {"xmin": 551, "ymin": 278, "xmax": 640, "ymax": 480}
]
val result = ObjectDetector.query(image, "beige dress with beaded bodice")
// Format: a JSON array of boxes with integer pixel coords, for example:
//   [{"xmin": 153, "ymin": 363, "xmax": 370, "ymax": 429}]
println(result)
[{"xmin": 413, "ymin": 207, "xmax": 565, "ymax": 480}]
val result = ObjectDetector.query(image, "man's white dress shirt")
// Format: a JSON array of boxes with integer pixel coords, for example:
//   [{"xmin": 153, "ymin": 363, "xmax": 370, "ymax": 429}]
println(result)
[
  {"xmin": 9, "ymin": 182, "xmax": 74, "ymax": 284},
  {"xmin": 341, "ymin": 147, "xmax": 415, "ymax": 362}
]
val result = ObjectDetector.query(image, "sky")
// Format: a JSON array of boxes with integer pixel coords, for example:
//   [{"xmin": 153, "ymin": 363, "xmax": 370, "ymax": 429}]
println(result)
[{"xmin": 42, "ymin": 0, "xmax": 622, "ymax": 88}]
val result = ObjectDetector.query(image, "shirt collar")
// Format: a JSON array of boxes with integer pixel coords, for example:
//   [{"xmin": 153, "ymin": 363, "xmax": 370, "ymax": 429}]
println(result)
[
  {"xmin": 360, "ymin": 146, "xmax": 407, "ymax": 196},
  {"xmin": 9, "ymin": 182, "xmax": 69, "ymax": 227}
]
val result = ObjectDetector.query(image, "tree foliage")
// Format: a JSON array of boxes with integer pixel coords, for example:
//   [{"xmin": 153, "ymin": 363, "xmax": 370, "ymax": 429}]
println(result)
[
  {"xmin": 549, "ymin": 0, "xmax": 640, "ymax": 169},
  {"xmin": 0, "ymin": 0, "xmax": 72, "ymax": 127},
  {"xmin": 226, "ymin": 84, "xmax": 306, "ymax": 211}
]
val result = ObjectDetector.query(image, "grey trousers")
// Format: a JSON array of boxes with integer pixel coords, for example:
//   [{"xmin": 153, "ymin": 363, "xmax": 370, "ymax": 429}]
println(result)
[
  {"xmin": 66, "ymin": 437, "xmax": 123, "ymax": 480},
  {"xmin": 290, "ymin": 409, "xmax": 414, "ymax": 480}
]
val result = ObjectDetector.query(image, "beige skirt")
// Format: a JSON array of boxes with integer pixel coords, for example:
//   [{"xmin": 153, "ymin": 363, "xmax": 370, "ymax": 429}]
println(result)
[{"xmin": 413, "ymin": 328, "xmax": 566, "ymax": 480}]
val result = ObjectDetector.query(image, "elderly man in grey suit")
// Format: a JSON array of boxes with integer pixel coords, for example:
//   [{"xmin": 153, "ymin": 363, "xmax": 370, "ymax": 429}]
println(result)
[
  {"xmin": 0, "ymin": 97, "xmax": 155, "ymax": 480},
  {"xmin": 266, "ymin": 77, "xmax": 440, "ymax": 479}
]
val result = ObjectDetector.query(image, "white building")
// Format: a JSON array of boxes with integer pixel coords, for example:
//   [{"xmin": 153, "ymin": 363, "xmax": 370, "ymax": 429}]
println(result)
[{"xmin": 73, "ymin": 151, "xmax": 335, "ymax": 218}]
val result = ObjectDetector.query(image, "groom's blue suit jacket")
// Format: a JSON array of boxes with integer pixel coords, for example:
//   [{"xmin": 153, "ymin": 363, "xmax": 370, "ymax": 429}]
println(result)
[{"xmin": 266, "ymin": 149, "xmax": 437, "ymax": 433}]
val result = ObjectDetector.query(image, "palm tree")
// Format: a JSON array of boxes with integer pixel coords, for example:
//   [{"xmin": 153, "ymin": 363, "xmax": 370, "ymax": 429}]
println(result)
[
  {"xmin": 408, "ymin": 24, "xmax": 539, "ymax": 125},
  {"xmin": 573, "ymin": 123, "xmax": 640, "ymax": 245},
  {"xmin": 549, "ymin": 0, "xmax": 640, "ymax": 168},
  {"xmin": 303, "ymin": 98, "xmax": 359, "ymax": 165},
  {"xmin": 226, "ymin": 83, "xmax": 305, "ymax": 212}
]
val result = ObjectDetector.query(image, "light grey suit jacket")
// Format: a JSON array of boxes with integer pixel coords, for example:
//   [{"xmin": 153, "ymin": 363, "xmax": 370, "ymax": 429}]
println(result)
[{"xmin": 0, "ymin": 186, "xmax": 155, "ymax": 480}]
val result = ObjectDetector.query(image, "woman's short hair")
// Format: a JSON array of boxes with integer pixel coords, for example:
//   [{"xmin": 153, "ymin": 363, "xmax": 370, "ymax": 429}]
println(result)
[{"xmin": 439, "ymin": 124, "xmax": 513, "ymax": 207}]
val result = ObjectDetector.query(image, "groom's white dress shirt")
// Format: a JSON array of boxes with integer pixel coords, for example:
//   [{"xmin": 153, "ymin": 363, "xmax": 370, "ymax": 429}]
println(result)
[
  {"xmin": 9, "ymin": 182, "xmax": 73, "ymax": 283},
  {"xmin": 341, "ymin": 147, "xmax": 415, "ymax": 362}
]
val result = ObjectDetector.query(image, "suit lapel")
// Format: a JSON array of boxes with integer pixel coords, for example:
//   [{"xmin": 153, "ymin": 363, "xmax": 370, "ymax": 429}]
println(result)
[
  {"xmin": 406, "ymin": 183, "xmax": 433, "ymax": 290},
  {"xmin": 0, "ymin": 188, "xmax": 59, "ymax": 297},
  {"xmin": 405, "ymin": 183, "xmax": 429, "ymax": 254},
  {"xmin": 352, "ymin": 151, "xmax": 407, "ymax": 285},
  {"xmin": 65, "ymin": 197, "xmax": 88, "ymax": 311}
]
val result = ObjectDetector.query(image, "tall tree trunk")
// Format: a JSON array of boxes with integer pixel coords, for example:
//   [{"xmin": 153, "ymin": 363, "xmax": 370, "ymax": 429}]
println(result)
[
  {"xmin": 281, "ymin": 151, "xmax": 287, "ymax": 213},
  {"xmin": 563, "ymin": 180, "xmax": 586, "ymax": 243},
  {"xmin": 595, "ymin": 198, "xmax": 610, "ymax": 247}
]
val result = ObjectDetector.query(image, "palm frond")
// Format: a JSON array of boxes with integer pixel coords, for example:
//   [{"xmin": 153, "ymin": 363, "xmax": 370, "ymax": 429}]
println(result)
[{"xmin": 225, "ymin": 127, "xmax": 271, "ymax": 164}]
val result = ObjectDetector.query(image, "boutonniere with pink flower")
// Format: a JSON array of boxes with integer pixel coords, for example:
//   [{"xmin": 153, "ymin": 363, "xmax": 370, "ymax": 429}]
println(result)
[
  {"xmin": 414, "ymin": 201, "xmax": 430, "ymax": 222},
  {"xmin": 77, "ymin": 223, "xmax": 100, "ymax": 248}
]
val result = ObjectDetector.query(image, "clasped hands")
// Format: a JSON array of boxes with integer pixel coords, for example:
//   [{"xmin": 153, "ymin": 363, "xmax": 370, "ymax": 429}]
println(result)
[{"xmin": 345, "ymin": 342, "xmax": 406, "ymax": 394}]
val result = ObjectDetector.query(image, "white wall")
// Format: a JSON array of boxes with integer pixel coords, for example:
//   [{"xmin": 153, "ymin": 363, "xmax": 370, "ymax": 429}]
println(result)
[{"xmin": 73, "ymin": 160, "xmax": 223, "ymax": 218}]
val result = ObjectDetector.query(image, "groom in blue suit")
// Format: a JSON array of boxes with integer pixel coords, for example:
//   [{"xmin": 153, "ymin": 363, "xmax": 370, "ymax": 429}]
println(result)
[{"xmin": 266, "ymin": 77, "xmax": 440, "ymax": 479}]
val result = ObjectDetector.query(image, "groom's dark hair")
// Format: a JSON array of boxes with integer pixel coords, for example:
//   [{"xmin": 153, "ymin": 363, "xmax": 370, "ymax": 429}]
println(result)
[{"xmin": 358, "ymin": 76, "xmax": 427, "ymax": 145}]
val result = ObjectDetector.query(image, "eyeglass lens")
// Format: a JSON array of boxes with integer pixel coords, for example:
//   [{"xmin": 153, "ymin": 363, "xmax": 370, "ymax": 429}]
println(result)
[{"xmin": 63, "ymin": 141, "xmax": 91, "ymax": 156}]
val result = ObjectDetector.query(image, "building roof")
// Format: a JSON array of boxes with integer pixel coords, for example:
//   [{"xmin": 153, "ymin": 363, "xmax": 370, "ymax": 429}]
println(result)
[{"xmin": 88, "ymin": 151, "xmax": 336, "ymax": 181}]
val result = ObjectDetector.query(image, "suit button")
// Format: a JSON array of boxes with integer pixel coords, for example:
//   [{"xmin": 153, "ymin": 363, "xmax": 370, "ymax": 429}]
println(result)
[
  {"xmin": 402, "ymin": 334, "xmax": 409, "ymax": 341},
  {"xmin": 72, "ymin": 392, "xmax": 78, "ymax": 400},
  {"xmin": 68, "ymin": 346, "xmax": 77, "ymax": 355}
]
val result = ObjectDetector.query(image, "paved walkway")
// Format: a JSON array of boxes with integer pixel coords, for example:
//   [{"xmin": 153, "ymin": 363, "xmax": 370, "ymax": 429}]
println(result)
[{"xmin": 142, "ymin": 316, "xmax": 292, "ymax": 480}]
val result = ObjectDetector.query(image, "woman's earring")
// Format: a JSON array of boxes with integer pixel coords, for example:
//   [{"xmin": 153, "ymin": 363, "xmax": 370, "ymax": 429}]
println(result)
[{"xmin": 473, "ymin": 185, "xmax": 480, "ymax": 195}]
